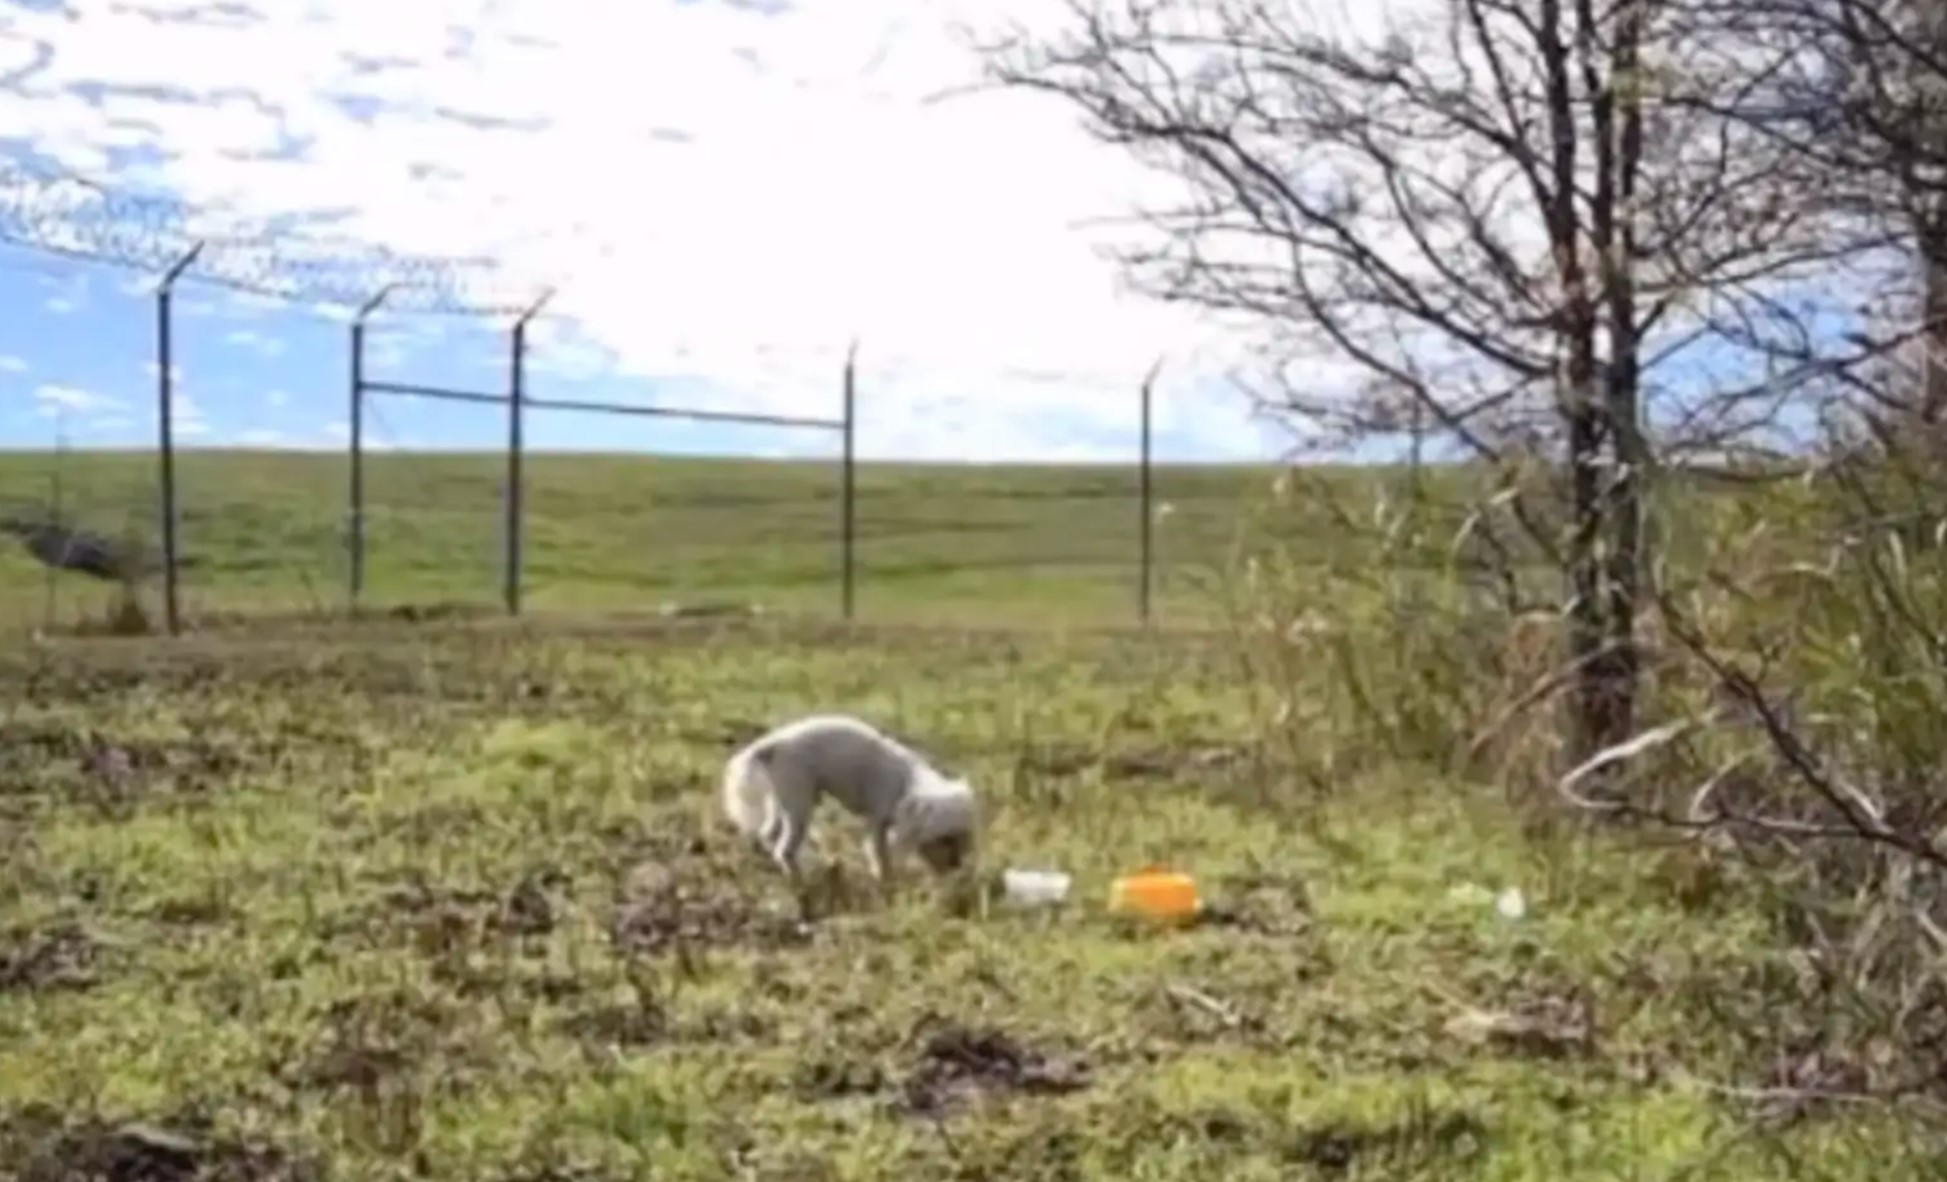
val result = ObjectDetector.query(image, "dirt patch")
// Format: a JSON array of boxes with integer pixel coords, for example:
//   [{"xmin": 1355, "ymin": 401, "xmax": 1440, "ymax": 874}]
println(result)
[
  {"xmin": 355, "ymin": 866, "xmax": 573, "ymax": 955},
  {"xmin": 1104, "ymin": 742, "xmax": 1253, "ymax": 780},
  {"xmin": 1742, "ymin": 1039, "xmax": 1883, "ymax": 1126},
  {"xmin": 608, "ymin": 859, "xmax": 811, "ymax": 956},
  {"xmin": 0, "ymin": 1106, "xmax": 321, "ymax": 1182},
  {"xmin": 1440, "ymin": 979, "xmax": 1596, "ymax": 1060},
  {"xmin": 321, "ymin": 868, "xmax": 580, "ymax": 1000},
  {"xmin": 897, "ymin": 1019, "xmax": 1093, "ymax": 1116},
  {"xmin": 484, "ymin": 1165, "xmax": 633, "ymax": 1182},
  {"xmin": 1008, "ymin": 738, "xmax": 1255, "ymax": 786},
  {"xmin": 559, "ymin": 999, "xmax": 670, "ymax": 1053},
  {"xmin": 497, "ymin": 867, "xmax": 571, "ymax": 937},
  {"xmin": 141, "ymin": 892, "xmax": 236, "ymax": 928},
  {"xmin": 386, "ymin": 600, "xmax": 492, "ymax": 625},
  {"xmin": 1155, "ymin": 982, "xmax": 1273, "ymax": 1044},
  {"xmin": 1014, "ymin": 740, "xmax": 1097, "ymax": 778},
  {"xmin": 0, "ymin": 920, "xmax": 105, "ymax": 993},
  {"xmin": 283, "ymin": 987, "xmax": 487, "ymax": 1100},
  {"xmin": 671, "ymin": 717, "xmax": 777, "ymax": 752},
  {"xmin": 794, "ymin": 1056, "xmax": 891, "ymax": 1101},
  {"xmin": 557, "ymin": 966, "xmax": 674, "ymax": 1053},
  {"xmin": 0, "ymin": 717, "xmax": 358, "ymax": 810},
  {"xmin": 1285, "ymin": 1109, "xmax": 1489, "ymax": 1175},
  {"xmin": 1201, "ymin": 871, "xmax": 1317, "ymax": 938}
]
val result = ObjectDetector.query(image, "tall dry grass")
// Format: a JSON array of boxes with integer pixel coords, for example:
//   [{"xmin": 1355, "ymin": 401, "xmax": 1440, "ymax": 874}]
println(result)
[{"xmin": 1218, "ymin": 442, "xmax": 1947, "ymax": 1114}]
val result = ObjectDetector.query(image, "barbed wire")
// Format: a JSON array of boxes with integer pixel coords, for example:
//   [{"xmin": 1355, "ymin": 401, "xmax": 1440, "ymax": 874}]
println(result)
[{"xmin": 0, "ymin": 161, "xmax": 551, "ymax": 316}]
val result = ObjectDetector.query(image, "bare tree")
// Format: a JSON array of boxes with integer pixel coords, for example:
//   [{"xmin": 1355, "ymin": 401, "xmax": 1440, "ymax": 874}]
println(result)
[
  {"xmin": 978, "ymin": 0, "xmax": 1839, "ymax": 768},
  {"xmin": 1531, "ymin": 0, "xmax": 1947, "ymax": 1103}
]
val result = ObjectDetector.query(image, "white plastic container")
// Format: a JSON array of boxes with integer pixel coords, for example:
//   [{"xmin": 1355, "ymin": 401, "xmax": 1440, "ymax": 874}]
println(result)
[{"xmin": 1002, "ymin": 869, "xmax": 1072, "ymax": 908}]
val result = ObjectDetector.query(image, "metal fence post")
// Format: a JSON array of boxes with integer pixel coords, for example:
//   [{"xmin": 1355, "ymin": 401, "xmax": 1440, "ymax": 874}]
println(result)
[
  {"xmin": 155, "ymin": 242, "xmax": 204, "ymax": 637},
  {"xmin": 842, "ymin": 339, "xmax": 858, "ymax": 621},
  {"xmin": 348, "ymin": 285, "xmax": 393, "ymax": 612},
  {"xmin": 1139, "ymin": 359, "xmax": 1159, "ymax": 626},
  {"xmin": 505, "ymin": 289, "xmax": 553, "ymax": 616}
]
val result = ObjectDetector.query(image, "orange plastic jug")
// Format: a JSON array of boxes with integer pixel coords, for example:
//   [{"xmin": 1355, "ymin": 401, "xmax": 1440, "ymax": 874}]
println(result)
[{"xmin": 1108, "ymin": 868, "xmax": 1201, "ymax": 921}]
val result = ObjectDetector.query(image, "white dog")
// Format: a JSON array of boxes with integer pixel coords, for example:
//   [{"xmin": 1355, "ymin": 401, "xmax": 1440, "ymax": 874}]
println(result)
[{"xmin": 721, "ymin": 713, "xmax": 979, "ymax": 890}]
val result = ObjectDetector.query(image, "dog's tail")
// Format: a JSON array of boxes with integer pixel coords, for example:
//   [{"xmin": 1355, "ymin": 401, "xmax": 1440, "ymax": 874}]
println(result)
[{"xmin": 720, "ymin": 742, "xmax": 779, "ymax": 837}]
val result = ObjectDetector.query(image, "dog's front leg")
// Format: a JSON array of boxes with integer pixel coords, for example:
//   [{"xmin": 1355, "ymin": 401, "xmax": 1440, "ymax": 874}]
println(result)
[{"xmin": 864, "ymin": 823, "xmax": 895, "ymax": 900}]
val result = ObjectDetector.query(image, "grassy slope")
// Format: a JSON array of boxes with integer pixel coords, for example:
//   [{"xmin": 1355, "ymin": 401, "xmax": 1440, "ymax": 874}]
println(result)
[
  {"xmin": 0, "ymin": 450, "xmax": 1349, "ymax": 628},
  {"xmin": 0, "ymin": 620, "xmax": 1930, "ymax": 1180},
  {"xmin": 0, "ymin": 453, "xmax": 1926, "ymax": 1178}
]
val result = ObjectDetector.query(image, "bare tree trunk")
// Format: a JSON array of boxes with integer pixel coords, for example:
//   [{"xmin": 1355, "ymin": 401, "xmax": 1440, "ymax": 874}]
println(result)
[
  {"xmin": 1597, "ymin": 0, "xmax": 1648, "ymax": 759},
  {"xmin": 1923, "ymin": 0, "xmax": 1947, "ymax": 422},
  {"xmin": 1543, "ymin": 0, "xmax": 1630, "ymax": 767},
  {"xmin": 1925, "ymin": 230, "xmax": 1947, "ymax": 418}
]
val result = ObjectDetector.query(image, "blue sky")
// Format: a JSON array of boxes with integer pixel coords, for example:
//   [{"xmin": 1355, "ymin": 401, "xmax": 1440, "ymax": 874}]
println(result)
[
  {"xmin": 0, "ymin": 0, "xmax": 1875, "ymax": 467},
  {"xmin": 0, "ymin": 0, "xmax": 1297, "ymax": 463},
  {"xmin": 0, "ymin": 244, "xmax": 1261, "ymax": 461}
]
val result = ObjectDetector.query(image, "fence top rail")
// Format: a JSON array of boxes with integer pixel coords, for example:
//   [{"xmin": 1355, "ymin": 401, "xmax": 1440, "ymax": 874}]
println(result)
[
  {"xmin": 362, "ymin": 379, "xmax": 505, "ymax": 405},
  {"xmin": 361, "ymin": 379, "xmax": 843, "ymax": 432},
  {"xmin": 524, "ymin": 394, "xmax": 842, "ymax": 432}
]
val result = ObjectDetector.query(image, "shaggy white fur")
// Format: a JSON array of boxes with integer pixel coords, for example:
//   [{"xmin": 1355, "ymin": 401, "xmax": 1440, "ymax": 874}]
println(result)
[{"xmin": 721, "ymin": 713, "xmax": 979, "ymax": 887}]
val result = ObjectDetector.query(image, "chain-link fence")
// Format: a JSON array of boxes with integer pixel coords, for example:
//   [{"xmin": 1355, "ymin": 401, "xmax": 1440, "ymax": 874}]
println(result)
[{"xmin": 0, "ymin": 164, "xmax": 1223, "ymax": 637}]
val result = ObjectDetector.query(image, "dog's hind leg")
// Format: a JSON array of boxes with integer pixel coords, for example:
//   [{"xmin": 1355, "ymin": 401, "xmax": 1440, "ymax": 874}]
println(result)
[
  {"xmin": 764, "ymin": 810, "xmax": 818, "ymax": 922},
  {"xmin": 767, "ymin": 808, "xmax": 805, "ymax": 880}
]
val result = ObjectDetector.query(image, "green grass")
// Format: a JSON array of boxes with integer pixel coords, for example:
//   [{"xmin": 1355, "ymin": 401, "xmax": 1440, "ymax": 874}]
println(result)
[
  {"xmin": 0, "ymin": 447, "xmax": 1740, "ymax": 631},
  {"xmin": 0, "ymin": 617, "xmax": 1934, "ymax": 1180},
  {"xmin": 0, "ymin": 449, "xmax": 1342, "ymax": 629},
  {"xmin": 0, "ymin": 451, "xmax": 1934, "ymax": 1178}
]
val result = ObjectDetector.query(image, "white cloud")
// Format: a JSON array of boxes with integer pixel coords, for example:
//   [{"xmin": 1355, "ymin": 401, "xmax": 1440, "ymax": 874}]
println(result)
[
  {"xmin": 224, "ymin": 329, "xmax": 287, "ymax": 358},
  {"xmin": 0, "ymin": 355, "xmax": 26, "ymax": 374},
  {"xmin": 142, "ymin": 360, "xmax": 186, "ymax": 383},
  {"xmin": 33, "ymin": 382, "xmax": 125, "ymax": 417},
  {"xmin": 44, "ymin": 296, "xmax": 76, "ymax": 315},
  {"xmin": 235, "ymin": 428, "xmax": 288, "ymax": 446},
  {"xmin": 322, "ymin": 419, "xmax": 397, "ymax": 449},
  {"xmin": 265, "ymin": 389, "xmax": 290, "ymax": 408},
  {"xmin": 173, "ymin": 391, "xmax": 208, "ymax": 436},
  {"xmin": 0, "ymin": 0, "xmax": 1272, "ymax": 461}
]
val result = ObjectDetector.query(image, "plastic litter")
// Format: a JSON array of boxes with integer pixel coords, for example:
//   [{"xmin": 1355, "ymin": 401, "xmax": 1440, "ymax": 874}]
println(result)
[
  {"xmin": 1448, "ymin": 882, "xmax": 1528, "ymax": 921},
  {"xmin": 1495, "ymin": 886, "xmax": 1527, "ymax": 921},
  {"xmin": 1002, "ymin": 869, "xmax": 1073, "ymax": 908},
  {"xmin": 1108, "ymin": 868, "xmax": 1202, "ymax": 921}
]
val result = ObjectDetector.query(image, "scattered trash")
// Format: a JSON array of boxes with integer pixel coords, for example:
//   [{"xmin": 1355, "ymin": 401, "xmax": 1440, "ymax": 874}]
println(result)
[
  {"xmin": 1494, "ymin": 887, "xmax": 1527, "ymax": 921},
  {"xmin": 1447, "ymin": 882, "xmax": 1529, "ymax": 921},
  {"xmin": 1001, "ymin": 869, "xmax": 1071, "ymax": 909},
  {"xmin": 1108, "ymin": 868, "xmax": 1201, "ymax": 922}
]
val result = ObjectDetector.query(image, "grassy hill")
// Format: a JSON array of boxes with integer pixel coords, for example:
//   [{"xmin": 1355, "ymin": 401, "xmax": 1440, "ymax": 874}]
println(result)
[
  {"xmin": 0, "ymin": 454, "xmax": 1926, "ymax": 1177},
  {"xmin": 0, "ymin": 448, "xmax": 1773, "ymax": 632},
  {"xmin": 0, "ymin": 449, "xmax": 1325, "ymax": 629}
]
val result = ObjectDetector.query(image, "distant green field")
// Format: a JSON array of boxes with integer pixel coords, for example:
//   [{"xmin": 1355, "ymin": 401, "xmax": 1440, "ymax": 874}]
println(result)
[
  {"xmin": 0, "ymin": 448, "xmax": 1772, "ymax": 634},
  {"xmin": 0, "ymin": 449, "xmax": 1329, "ymax": 630}
]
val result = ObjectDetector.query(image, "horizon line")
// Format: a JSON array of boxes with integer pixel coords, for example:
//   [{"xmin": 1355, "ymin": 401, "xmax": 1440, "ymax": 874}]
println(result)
[{"xmin": 0, "ymin": 444, "xmax": 1414, "ymax": 468}]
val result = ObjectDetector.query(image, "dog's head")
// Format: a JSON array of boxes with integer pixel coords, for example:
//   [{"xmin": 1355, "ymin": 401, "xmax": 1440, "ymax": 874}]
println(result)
[{"xmin": 899, "ymin": 774, "xmax": 979, "ymax": 875}]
